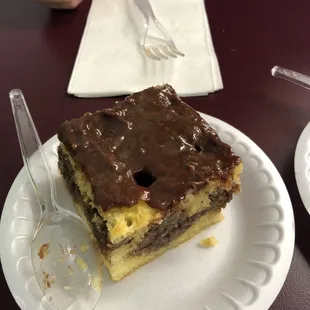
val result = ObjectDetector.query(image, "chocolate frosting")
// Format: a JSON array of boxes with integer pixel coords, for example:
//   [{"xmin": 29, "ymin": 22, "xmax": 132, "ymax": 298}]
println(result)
[{"xmin": 58, "ymin": 85, "xmax": 240, "ymax": 211}]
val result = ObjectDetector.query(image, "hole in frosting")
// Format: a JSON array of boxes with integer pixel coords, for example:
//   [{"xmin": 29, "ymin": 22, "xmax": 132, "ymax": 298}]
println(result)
[
  {"xmin": 195, "ymin": 144, "xmax": 202, "ymax": 152},
  {"xmin": 133, "ymin": 169, "xmax": 156, "ymax": 187}
]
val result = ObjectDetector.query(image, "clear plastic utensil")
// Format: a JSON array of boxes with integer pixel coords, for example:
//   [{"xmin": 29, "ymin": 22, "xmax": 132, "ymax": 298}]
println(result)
[
  {"xmin": 133, "ymin": 0, "xmax": 184, "ymax": 60},
  {"xmin": 9, "ymin": 89, "xmax": 102, "ymax": 310},
  {"xmin": 271, "ymin": 66, "xmax": 310, "ymax": 90}
]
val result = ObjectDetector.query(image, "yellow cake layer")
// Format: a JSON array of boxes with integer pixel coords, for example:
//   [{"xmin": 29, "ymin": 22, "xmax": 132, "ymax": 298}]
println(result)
[{"xmin": 75, "ymin": 200, "xmax": 223, "ymax": 281}]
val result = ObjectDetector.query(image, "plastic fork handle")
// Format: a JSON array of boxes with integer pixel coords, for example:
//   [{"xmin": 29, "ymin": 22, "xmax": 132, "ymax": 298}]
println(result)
[
  {"xmin": 271, "ymin": 66, "xmax": 310, "ymax": 91},
  {"xmin": 9, "ymin": 89, "xmax": 57, "ymax": 214},
  {"xmin": 133, "ymin": 0, "xmax": 156, "ymax": 19}
]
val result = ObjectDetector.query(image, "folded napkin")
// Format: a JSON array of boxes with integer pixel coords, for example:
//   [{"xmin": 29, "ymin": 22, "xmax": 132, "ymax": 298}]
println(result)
[{"xmin": 68, "ymin": 0, "xmax": 223, "ymax": 97}]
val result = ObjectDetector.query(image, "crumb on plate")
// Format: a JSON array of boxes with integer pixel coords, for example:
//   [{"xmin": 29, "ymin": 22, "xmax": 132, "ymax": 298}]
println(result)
[
  {"xmin": 59, "ymin": 244, "xmax": 76, "ymax": 257},
  {"xmin": 75, "ymin": 257, "xmax": 88, "ymax": 272},
  {"xmin": 42, "ymin": 271, "xmax": 55, "ymax": 289},
  {"xmin": 90, "ymin": 276, "xmax": 102, "ymax": 291},
  {"xmin": 80, "ymin": 243, "xmax": 89, "ymax": 253},
  {"xmin": 69, "ymin": 248, "xmax": 76, "ymax": 255},
  {"xmin": 38, "ymin": 243, "xmax": 50, "ymax": 260},
  {"xmin": 199, "ymin": 235, "xmax": 218, "ymax": 247}
]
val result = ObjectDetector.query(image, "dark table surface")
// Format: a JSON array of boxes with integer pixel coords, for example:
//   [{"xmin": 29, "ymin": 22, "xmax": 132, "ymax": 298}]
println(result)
[{"xmin": 1, "ymin": 0, "xmax": 310, "ymax": 309}]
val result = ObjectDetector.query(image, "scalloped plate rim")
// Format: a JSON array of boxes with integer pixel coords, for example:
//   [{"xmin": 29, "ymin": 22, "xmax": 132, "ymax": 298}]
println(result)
[{"xmin": 0, "ymin": 113, "xmax": 295, "ymax": 310}]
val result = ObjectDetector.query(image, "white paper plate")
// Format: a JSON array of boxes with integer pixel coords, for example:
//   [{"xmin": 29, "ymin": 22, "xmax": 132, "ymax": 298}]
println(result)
[
  {"xmin": 0, "ymin": 113, "xmax": 295, "ymax": 310},
  {"xmin": 295, "ymin": 121, "xmax": 310, "ymax": 215}
]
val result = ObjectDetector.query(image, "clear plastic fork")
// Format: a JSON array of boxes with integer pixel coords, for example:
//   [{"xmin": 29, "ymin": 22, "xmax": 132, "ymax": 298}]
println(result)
[
  {"xmin": 271, "ymin": 66, "xmax": 310, "ymax": 90},
  {"xmin": 133, "ymin": 0, "xmax": 184, "ymax": 61},
  {"xmin": 9, "ymin": 89, "xmax": 102, "ymax": 310}
]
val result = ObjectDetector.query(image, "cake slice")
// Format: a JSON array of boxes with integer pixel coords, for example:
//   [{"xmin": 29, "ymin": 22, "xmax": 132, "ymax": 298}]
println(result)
[{"xmin": 57, "ymin": 85, "xmax": 242, "ymax": 281}]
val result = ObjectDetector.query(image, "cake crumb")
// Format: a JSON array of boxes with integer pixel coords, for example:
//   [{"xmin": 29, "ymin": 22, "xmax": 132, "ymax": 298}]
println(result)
[
  {"xmin": 64, "ymin": 286, "xmax": 72, "ymax": 291},
  {"xmin": 80, "ymin": 243, "xmax": 89, "ymax": 253},
  {"xmin": 90, "ymin": 276, "xmax": 102, "ymax": 291},
  {"xmin": 69, "ymin": 248, "xmax": 76, "ymax": 255},
  {"xmin": 38, "ymin": 243, "xmax": 50, "ymax": 260},
  {"xmin": 200, "ymin": 235, "xmax": 218, "ymax": 247},
  {"xmin": 42, "ymin": 271, "xmax": 55, "ymax": 289},
  {"xmin": 59, "ymin": 244, "xmax": 76, "ymax": 257},
  {"xmin": 75, "ymin": 257, "xmax": 88, "ymax": 272}
]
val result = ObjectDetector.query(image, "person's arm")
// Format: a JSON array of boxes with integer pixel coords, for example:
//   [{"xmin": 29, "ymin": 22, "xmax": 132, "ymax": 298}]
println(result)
[{"xmin": 35, "ymin": 0, "xmax": 83, "ymax": 9}]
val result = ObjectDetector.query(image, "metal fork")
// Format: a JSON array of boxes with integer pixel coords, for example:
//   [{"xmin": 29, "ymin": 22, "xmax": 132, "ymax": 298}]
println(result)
[{"xmin": 133, "ymin": 0, "xmax": 184, "ymax": 61}]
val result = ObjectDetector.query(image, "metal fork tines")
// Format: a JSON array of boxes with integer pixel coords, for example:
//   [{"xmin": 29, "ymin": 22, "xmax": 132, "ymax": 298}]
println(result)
[{"xmin": 134, "ymin": 0, "xmax": 184, "ymax": 61}]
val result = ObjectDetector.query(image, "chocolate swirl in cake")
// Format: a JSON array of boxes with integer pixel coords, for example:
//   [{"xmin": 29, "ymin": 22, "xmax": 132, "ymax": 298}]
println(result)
[{"xmin": 58, "ymin": 85, "xmax": 240, "ymax": 211}]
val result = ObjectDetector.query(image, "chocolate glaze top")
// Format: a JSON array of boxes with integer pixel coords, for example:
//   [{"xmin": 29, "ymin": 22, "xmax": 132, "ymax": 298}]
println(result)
[{"xmin": 58, "ymin": 85, "xmax": 241, "ymax": 212}]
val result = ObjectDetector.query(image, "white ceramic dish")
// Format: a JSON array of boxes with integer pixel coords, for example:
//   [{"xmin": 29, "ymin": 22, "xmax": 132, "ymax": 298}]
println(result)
[
  {"xmin": 295, "ymin": 121, "xmax": 310, "ymax": 215},
  {"xmin": 0, "ymin": 113, "xmax": 295, "ymax": 310}
]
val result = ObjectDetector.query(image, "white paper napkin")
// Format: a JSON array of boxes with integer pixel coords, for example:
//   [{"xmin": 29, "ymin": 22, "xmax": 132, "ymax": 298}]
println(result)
[{"xmin": 68, "ymin": 0, "xmax": 223, "ymax": 97}]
